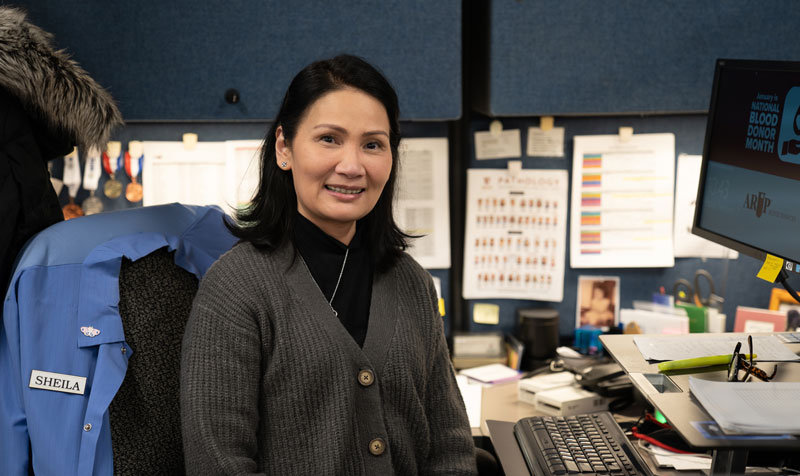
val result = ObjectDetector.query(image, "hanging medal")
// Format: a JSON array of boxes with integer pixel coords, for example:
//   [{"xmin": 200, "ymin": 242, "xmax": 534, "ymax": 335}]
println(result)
[
  {"xmin": 103, "ymin": 141, "xmax": 123, "ymax": 199},
  {"xmin": 124, "ymin": 140, "xmax": 143, "ymax": 203},
  {"xmin": 81, "ymin": 146, "xmax": 104, "ymax": 215},
  {"xmin": 61, "ymin": 147, "xmax": 84, "ymax": 220},
  {"xmin": 48, "ymin": 160, "xmax": 64, "ymax": 196}
]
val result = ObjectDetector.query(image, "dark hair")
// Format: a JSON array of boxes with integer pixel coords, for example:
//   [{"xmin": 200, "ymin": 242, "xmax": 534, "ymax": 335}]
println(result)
[
  {"xmin": 227, "ymin": 54, "xmax": 410, "ymax": 271},
  {"xmin": 591, "ymin": 282, "xmax": 613, "ymax": 299}
]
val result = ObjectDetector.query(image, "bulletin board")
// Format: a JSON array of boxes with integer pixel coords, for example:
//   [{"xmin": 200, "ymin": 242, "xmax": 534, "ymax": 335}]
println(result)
[{"xmin": 465, "ymin": 115, "xmax": 780, "ymax": 338}]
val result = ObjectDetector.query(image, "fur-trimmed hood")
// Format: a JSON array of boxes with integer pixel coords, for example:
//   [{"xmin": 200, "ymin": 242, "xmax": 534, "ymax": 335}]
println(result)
[{"xmin": 0, "ymin": 6, "xmax": 122, "ymax": 150}]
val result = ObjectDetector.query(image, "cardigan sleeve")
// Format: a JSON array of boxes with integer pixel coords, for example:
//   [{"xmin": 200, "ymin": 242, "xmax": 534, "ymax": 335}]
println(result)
[
  {"xmin": 420, "ymin": 278, "xmax": 479, "ymax": 476},
  {"xmin": 180, "ymin": 261, "xmax": 266, "ymax": 476}
]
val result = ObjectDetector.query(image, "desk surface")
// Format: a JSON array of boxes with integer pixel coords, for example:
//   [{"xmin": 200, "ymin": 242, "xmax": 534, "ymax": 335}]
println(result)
[
  {"xmin": 474, "ymin": 381, "xmax": 538, "ymax": 437},
  {"xmin": 600, "ymin": 333, "xmax": 800, "ymax": 451}
]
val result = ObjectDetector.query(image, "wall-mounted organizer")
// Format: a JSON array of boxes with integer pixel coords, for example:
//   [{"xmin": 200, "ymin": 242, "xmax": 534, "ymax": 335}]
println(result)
[
  {"xmin": 23, "ymin": 0, "xmax": 461, "ymax": 121},
  {"xmin": 472, "ymin": 0, "xmax": 800, "ymax": 116}
]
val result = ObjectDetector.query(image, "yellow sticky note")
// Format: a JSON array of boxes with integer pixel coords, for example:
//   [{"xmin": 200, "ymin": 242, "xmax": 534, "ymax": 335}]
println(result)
[
  {"xmin": 473, "ymin": 303, "xmax": 500, "ymax": 325},
  {"xmin": 438, "ymin": 298, "xmax": 446, "ymax": 317},
  {"xmin": 757, "ymin": 254, "xmax": 784, "ymax": 282}
]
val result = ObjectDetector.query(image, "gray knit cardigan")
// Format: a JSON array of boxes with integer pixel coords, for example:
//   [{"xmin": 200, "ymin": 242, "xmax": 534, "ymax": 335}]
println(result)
[{"xmin": 180, "ymin": 241, "xmax": 478, "ymax": 475}]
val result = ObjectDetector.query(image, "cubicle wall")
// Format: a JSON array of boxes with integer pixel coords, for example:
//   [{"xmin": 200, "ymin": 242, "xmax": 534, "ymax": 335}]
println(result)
[
  {"xmin": 473, "ymin": 0, "xmax": 800, "ymax": 116},
  {"xmin": 24, "ymin": 1, "xmax": 800, "ymax": 339},
  {"xmin": 21, "ymin": 0, "xmax": 461, "ymax": 121},
  {"xmin": 460, "ymin": 0, "xmax": 800, "ymax": 337}
]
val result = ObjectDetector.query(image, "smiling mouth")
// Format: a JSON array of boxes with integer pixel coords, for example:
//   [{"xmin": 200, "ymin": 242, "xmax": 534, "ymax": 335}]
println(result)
[{"xmin": 325, "ymin": 185, "xmax": 364, "ymax": 195}]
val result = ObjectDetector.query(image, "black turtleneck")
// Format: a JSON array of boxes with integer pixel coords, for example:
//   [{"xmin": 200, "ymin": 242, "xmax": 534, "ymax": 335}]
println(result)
[{"xmin": 292, "ymin": 213, "xmax": 372, "ymax": 347}]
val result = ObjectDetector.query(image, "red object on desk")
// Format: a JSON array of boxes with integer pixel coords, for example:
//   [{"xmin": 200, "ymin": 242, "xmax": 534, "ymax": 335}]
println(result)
[{"xmin": 733, "ymin": 306, "xmax": 787, "ymax": 333}]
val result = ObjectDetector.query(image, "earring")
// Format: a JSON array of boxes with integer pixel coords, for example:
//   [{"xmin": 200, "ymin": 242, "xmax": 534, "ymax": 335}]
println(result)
[{"xmin": 280, "ymin": 161, "xmax": 287, "ymax": 168}]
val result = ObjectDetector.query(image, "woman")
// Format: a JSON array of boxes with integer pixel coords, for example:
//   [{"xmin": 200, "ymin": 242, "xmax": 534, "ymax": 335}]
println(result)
[{"xmin": 180, "ymin": 55, "xmax": 477, "ymax": 475}]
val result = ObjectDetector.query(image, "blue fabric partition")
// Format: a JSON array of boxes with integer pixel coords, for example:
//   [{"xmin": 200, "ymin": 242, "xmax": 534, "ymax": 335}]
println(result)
[
  {"xmin": 21, "ymin": 0, "xmax": 461, "ymax": 121},
  {"xmin": 476, "ymin": 0, "xmax": 800, "ymax": 116}
]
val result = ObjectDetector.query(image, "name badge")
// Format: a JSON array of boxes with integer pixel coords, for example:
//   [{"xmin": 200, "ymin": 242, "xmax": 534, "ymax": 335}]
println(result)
[{"xmin": 29, "ymin": 370, "xmax": 86, "ymax": 395}]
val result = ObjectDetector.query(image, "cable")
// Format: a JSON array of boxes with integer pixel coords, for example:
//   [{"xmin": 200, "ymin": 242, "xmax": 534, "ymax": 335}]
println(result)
[
  {"xmin": 631, "ymin": 432, "xmax": 694, "ymax": 454},
  {"xmin": 635, "ymin": 439, "xmax": 708, "ymax": 458},
  {"xmin": 608, "ymin": 396, "xmax": 633, "ymax": 413},
  {"xmin": 630, "ymin": 413, "xmax": 700, "ymax": 455},
  {"xmin": 777, "ymin": 269, "xmax": 800, "ymax": 305}
]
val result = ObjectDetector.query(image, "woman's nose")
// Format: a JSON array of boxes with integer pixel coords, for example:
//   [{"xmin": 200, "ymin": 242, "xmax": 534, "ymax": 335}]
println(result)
[{"xmin": 335, "ymin": 145, "xmax": 365, "ymax": 177}]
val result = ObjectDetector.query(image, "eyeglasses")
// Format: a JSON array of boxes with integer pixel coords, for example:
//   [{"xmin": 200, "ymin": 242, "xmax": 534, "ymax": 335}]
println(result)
[{"xmin": 727, "ymin": 335, "xmax": 778, "ymax": 382}]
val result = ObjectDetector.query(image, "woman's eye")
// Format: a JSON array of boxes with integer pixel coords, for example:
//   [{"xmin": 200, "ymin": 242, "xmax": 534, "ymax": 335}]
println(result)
[
  {"xmin": 320, "ymin": 135, "xmax": 335, "ymax": 144},
  {"xmin": 365, "ymin": 141, "xmax": 383, "ymax": 150}
]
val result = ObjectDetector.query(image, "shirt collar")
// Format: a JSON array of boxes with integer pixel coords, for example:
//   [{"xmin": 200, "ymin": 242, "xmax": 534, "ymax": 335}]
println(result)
[
  {"xmin": 77, "ymin": 233, "xmax": 174, "ymax": 348},
  {"xmin": 75, "ymin": 209, "xmax": 236, "ymax": 348},
  {"xmin": 292, "ymin": 212, "xmax": 365, "ymax": 255}
]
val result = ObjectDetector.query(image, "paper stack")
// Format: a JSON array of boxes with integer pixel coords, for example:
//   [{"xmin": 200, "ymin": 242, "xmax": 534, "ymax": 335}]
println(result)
[
  {"xmin": 689, "ymin": 377, "xmax": 800, "ymax": 435},
  {"xmin": 620, "ymin": 304, "xmax": 689, "ymax": 335},
  {"xmin": 634, "ymin": 334, "xmax": 800, "ymax": 361},
  {"xmin": 459, "ymin": 363, "xmax": 521, "ymax": 384}
]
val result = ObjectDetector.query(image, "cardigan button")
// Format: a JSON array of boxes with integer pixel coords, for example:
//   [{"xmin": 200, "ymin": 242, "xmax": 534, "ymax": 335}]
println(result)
[
  {"xmin": 83, "ymin": 423, "xmax": 92, "ymax": 432},
  {"xmin": 368, "ymin": 438, "xmax": 386, "ymax": 456},
  {"xmin": 358, "ymin": 369, "xmax": 375, "ymax": 387}
]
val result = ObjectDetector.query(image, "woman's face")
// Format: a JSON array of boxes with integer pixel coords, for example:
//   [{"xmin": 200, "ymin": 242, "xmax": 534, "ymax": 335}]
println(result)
[{"xmin": 276, "ymin": 88, "xmax": 392, "ymax": 243}]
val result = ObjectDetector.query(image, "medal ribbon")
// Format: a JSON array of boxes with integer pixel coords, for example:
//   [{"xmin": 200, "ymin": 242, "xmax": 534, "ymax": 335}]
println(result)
[
  {"xmin": 83, "ymin": 147, "xmax": 102, "ymax": 192},
  {"xmin": 62, "ymin": 148, "xmax": 82, "ymax": 198},
  {"xmin": 102, "ymin": 151, "xmax": 121, "ymax": 176},
  {"xmin": 124, "ymin": 152, "xmax": 143, "ymax": 180}
]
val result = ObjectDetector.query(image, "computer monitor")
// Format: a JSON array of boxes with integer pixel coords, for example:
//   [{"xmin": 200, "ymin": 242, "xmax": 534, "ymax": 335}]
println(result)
[{"xmin": 693, "ymin": 59, "xmax": 800, "ymax": 270}]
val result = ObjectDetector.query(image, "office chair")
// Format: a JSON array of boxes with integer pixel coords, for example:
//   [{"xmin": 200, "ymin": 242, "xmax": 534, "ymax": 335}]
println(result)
[
  {"xmin": 475, "ymin": 446, "xmax": 500, "ymax": 476},
  {"xmin": 108, "ymin": 247, "xmax": 197, "ymax": 475}
]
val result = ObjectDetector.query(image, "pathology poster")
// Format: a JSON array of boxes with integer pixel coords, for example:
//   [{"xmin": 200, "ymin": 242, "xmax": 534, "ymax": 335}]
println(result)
[
  {"xmin": 463, "ymin": 169, "xmax": 568, "ymax": 301},
  {"xmin": 569, "ymin": 133, "xmax": 675, "ymax": 268}
]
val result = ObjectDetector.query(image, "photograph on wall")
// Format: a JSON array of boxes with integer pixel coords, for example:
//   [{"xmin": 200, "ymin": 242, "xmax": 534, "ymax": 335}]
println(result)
[{"xmin": 576, "ymin": 276, "xmax": 620, "ymax": 329}]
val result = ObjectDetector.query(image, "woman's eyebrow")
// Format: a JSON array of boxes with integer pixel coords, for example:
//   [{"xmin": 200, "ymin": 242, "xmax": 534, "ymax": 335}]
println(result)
[
  {"xmin": 313, "ymin": 123, "xmax": 347, "ymax": 133},
  {"xmin": 313, "ymin": 124, "xmax": 389, "ymax": 138},
  {"xmin": 363, "ymin": 130, "xmax": 390, "ymax": 138}
]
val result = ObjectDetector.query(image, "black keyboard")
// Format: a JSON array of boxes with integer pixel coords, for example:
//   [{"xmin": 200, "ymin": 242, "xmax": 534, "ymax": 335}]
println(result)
[{"xmin": 513, "ymin": 412, "xmax": 652, "ymax": 476}]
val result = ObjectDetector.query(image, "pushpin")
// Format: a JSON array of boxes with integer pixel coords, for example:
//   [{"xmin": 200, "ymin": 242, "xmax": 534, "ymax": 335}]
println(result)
[
  {"xmin": 489, "ymin": 119, "xmax": 503, "ymax": 136},
  {"xmin": 619, "ymin": 126, "xmax": 634, "ymax": 143},
  {"xmin": 183, "ymin": 132, "xmax": 198, "ymax": 151}
]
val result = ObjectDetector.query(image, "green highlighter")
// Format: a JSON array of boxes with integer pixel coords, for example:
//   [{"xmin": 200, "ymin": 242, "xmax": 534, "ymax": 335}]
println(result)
[{"xmin": 657, "ymin": 353, "xmax": 756, "ymax": 372}]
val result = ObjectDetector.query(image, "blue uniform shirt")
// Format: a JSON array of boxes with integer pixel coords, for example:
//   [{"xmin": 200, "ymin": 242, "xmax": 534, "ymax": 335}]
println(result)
[{"xmin": 0, "ymin": 204, "xmax": 237, "ymax": 476}]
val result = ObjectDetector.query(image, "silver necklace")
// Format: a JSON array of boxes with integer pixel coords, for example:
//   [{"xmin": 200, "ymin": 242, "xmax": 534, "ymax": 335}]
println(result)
[{"xmin": 328, "ymin": 248, "xmax": 349, "ymax": 317}]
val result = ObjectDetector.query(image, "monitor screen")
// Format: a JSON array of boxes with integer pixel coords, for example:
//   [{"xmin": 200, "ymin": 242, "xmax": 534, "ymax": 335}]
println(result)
[{"xmin": 693, "ymin": 59, "xmax": 800, "ymax": 267}]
